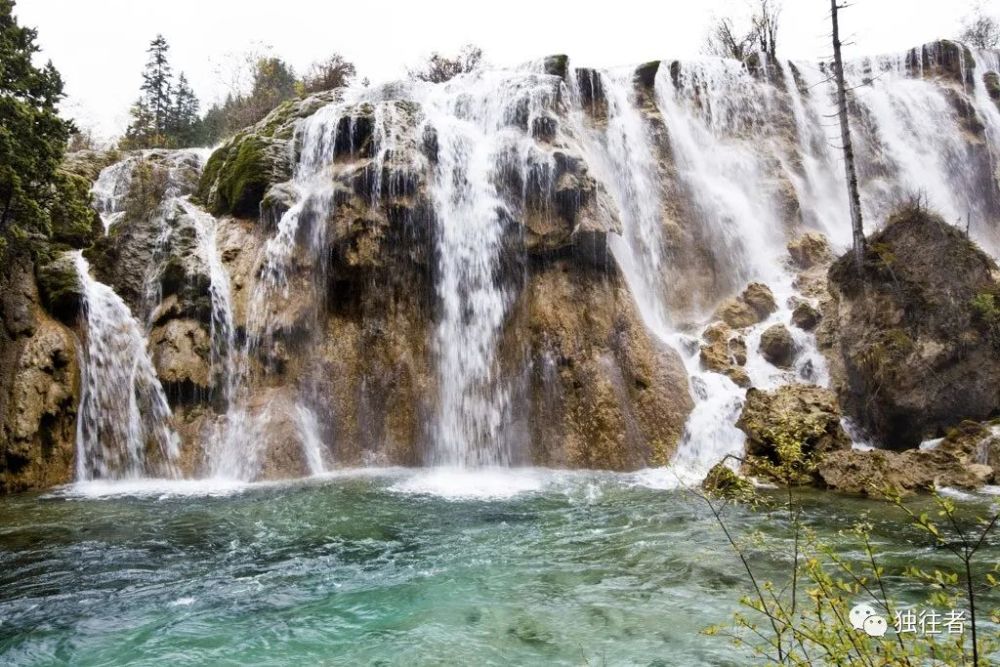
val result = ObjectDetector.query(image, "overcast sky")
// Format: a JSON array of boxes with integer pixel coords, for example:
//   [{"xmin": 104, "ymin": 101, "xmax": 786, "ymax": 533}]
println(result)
[{"xmin": 14, "ymin": 0, "xmax": 996, "ymax": 138}]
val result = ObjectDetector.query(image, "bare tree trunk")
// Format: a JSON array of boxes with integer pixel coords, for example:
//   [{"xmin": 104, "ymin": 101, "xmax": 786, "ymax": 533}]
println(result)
[{"xmin": 831, "ymin": 0, "xmax": 866, "ymax": 271}]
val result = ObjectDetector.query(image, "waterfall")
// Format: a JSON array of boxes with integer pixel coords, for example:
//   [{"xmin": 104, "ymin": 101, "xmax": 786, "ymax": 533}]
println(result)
[
  {"xmin": 654, "ymin": 59, "xmax": 788, "ymax": 286},
  {"xmin": 178, "ymin": 198, "xmax": 236, "ymax": 404},
  {"xmin": 211, "ymin": 101, "xmax": 352, "ymax": 480},
  {"xmin": 421, "ymin": 70, "xmax": 557, "ymax": 467},
  {"xmin": 587, "ymin": 68, "xmax": 671, "ymax": 337},
  {"xmin": 779, "ymin": 61, "xmax": 852, "ymax": 250},
  {"xmin": 67, "ymin": 44, "xmax": 1000, "ymax": 487},
  {"xmin": 73, "ymin": 251, "xmax": 180, "ymax": 480},
  {"xmin": 91, "ymin": 157, "xmax": 136, "ymax": 231},
  {"xmin": 828, "ymin": 49, "xmax": 1000, "ymax": 254}
]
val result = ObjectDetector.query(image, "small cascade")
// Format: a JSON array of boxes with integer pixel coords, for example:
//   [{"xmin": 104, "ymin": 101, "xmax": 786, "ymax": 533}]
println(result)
[
  {"xmin": 73, "ymin": 252, "xmax": 180, "ymax": 480},
  {"xmin": 586, "ymin": 69, "xmax": 671, "ymax": 335},
  {"xmin": 654, "ymin": 59, "xmax": 787, "ymax": 286},
  {"xmin": 420, "ymin": 70, "xmax": 557, "ymax": 467},
  {"xmin": 295, "ymin": 405, "xmax": 328, "ymax": 476},
  {"xmin": 178, "ymin": 198, "xmax": 236, "ymax": 403},
  {"xmin": 834, "ymin": 50, "xmax": 999, "ymax": 254},
  {"xmin": 91, "ymin": 158, "xmax": 136, "ymax": 231},
  {"xmin": 212, "ymin": 101, "xmax": 353, "ymax": 480},
  {"xmin": 779, "ymin": 61, "xmax": 852, "ymax": 249}
]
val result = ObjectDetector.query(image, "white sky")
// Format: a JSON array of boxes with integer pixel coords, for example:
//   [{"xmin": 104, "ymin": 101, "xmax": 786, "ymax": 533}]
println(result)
[{"xmin": 14, "ymin": 0, "xmax": 998, "ymax": 138}]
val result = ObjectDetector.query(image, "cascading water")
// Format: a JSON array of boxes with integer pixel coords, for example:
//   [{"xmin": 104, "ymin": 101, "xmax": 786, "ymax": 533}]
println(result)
[
  {"xmin": 420, "ymin": 71, "xmax": 558, "ymax": 467},
  {"xmin": 178, "ymin": 198, "xmax": 236, "ymax": 404},
  {"xmin": 73, "ymin": 251, "xmax": 180, "ymax": 480},
  {"xmin": 91, "ymin": 157, "xmax": 137, "ymax": 231},
  {"xmin": 779, "ymin": 61, "xmax": 852, "ymax": 250},
  {"xmin": 210, "ymin": 101, "xmax": 353, "ymax": 480},
  {"xmin": 590, "ymin": 68, "xmax": 671, "ymax": 336},
  {"xmin": 67, "ymin": 43, "xmax": 1000, "ymax": 488}
]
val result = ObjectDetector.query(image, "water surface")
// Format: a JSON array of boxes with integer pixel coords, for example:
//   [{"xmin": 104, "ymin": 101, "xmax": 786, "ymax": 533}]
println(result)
[{"xmin": 0, "ymin": 469, "xmax": 995, "ymax": 666}]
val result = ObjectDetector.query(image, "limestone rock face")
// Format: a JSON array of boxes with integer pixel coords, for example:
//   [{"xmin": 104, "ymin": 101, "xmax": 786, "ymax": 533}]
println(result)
[
  {"xmin": 521, "ymin": 262, "xmax": 693, "ymax": 470},
  {"xmin": 0, "ymin": 263, "xmax": 79, "ymax": 494},
  {"xmin": 35, "ymin": 253, "xmax": 83, "ymax": 324},
  {"xmin": 148, "ymin": 315, "xmax": 212, "ymax": 399},
  {"xmin": 759, "ymin": 324, "xmax": 796, "ymax": 369},
  {"xmin": 819, "ymin": 207, "xmax": 1000, "ymax": 449},
  {"xmin": 737, "ymin": 384, "xmax": 850, "ymax": 461}
]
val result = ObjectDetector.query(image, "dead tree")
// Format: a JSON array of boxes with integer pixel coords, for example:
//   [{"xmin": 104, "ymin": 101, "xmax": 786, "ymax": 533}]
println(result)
[{"xmin": 831, "ymin": 0, "xmax": 866, "ymax": 271}]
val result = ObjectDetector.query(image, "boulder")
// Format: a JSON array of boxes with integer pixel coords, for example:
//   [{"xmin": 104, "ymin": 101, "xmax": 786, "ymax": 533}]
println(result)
[
  {"xmin": 820, "ymin": 206, "xmax": 1000, "ymax": 449},
  {"xmin": 699, "ymin": 322, "xmax": 750, "ymax": 387},
  {"xmin": 714, "ymin": 282, "xmax": 777, "ymax": 329},
  {"xmin": 759, "ymin": 324, "xmax": 796, "ymax": 369},
  {"xmin": 541, "ymin": 54, "xmax": 569, "ymax": 80},
  {"xmin": 35, "ymin": 253, "xmax": 83, "ymax": 324},
  {"xmin": 199, "ymin": 133, "xmax": 292, "ymax": 218},
  {"xmin": 737, "ymin": 384, "xmax": 850, "ymax": 463},
  {"xmin": 787, "ymin": 231, "xmax": 832, "ymax": 269},
  {"xmin": 702, "ymin": 461, "xmax": 754, "ymax": 498},
  {"xmin": 791, "ymin": 301, "xmax": 821, "ymax": 331}
]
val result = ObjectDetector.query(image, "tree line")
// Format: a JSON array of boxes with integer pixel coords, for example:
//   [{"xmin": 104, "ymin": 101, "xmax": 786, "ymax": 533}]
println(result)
[{"xmin": 120, "ymin": 37, "xmax": 484, "ymax": 150}]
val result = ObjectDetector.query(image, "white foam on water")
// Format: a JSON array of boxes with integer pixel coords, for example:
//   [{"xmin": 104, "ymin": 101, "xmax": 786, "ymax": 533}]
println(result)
[{"xmin": 389, "ymin": 467, "xmax": 548, "ymax": 499}]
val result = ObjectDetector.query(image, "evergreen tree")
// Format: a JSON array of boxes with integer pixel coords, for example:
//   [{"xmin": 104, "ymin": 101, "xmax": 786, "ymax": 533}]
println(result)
[
  {"xmin": 142, "ymin": 34, "xmax": 172, "ymax": 139},
  {"xmin": 169, "ymin": 72, "xmax": 201, "ymax": 147},
  {"xmin": 124, "ymin": 34, "xmax": 174, "ymax": 148},
  {"xmin": 0, "ymin": 0, "xmax": 74, "ymax": 254}
]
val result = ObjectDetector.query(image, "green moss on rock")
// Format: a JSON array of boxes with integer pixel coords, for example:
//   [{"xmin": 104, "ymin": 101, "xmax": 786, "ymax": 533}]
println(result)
[
  {"xmin": 35, "ymin": 253, "xmax": 82, "ymax": 323},
  {"xmin": 198, "ymin": 134, "xmax": 291, "ymax": 218},
  {"xmin": 47, "ymin": 170, "xmax": 102, "ymax": 249}
]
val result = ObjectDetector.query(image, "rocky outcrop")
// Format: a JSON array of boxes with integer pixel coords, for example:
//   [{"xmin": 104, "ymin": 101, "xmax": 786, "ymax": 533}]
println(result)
[
  {"xmin": 737, "ymin": 384, "xmax": 850, "ymax": 464},
  {"xmin": 521, "ymin": 261, "xmax": 693, "ymax": 470},
  {"xmin": 787, "ymin": 231, "xmax": 832, "ymax": 270},
  {"xmin": 0, "ymin": 262, "xmax": 79, "ymax": 493},
  {"xmin": 816, "ymin": 421, "xmax": 996, "ymax": 497},
  {"xmin": 819, "ymin": 206, "xmax": 1000, "ymax": 449},
  {"xmin": 791, "ymin": 301, "xmax": 821, "ymax": 331}
]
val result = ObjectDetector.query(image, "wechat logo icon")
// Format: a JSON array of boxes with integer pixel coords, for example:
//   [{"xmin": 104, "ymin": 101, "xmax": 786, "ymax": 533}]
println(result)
[{"xmin": 850, "ymin": 602, "xmax": 888, "ymax": 637}]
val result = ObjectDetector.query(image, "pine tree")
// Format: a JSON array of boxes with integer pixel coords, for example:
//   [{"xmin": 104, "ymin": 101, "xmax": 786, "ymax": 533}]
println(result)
[
  {"xmin": 0, "ymin": 0, "xmax": 74, "ymax": 252},
  {"xmin": 142, "ymin": 34, "xmax": 172, "ymax": 141},
  {"xmin": 124, "ymin": 34, "xmax": 174, "ymax": 148},
  {"xmin": 169, "ymin": 72, "xmax": 200, "ymax": 147}
]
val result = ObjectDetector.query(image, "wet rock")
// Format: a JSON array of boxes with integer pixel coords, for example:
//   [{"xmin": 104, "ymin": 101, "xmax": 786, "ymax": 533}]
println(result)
[
  {"xmin": 714, "ymin": 282, "xmax": 777, "ymax": 329},
  {"xmin": 787, "ymin": 231, "xmax": 832, "ymax": 269},
  {"xmin": 541, "ymin": 54, "xmax": 569, "ymax": 79},
  {"xmin": 816, "ymin": 423, "xmax": 997, "ymax": 497},
  {"xmin": 199, "ymin": 133, "xmax": 292, "ymax": 218},
  {"xmin": 524, "ymin": 261, "xmax": 693, "ymax": 470},
  {"xmin": 149, "ymin": 315, "xmax": 211, "ymax": 400},
  {"xmin": 820, "ymin": 206, "xmax": 1000, "ymax": 449},
  {"xmin": 35, "ymin": 254, "xmax": 83, "ymax": 324},
  {"xmin": 759, "ymin": 324, "xmax": 796, "ymax": 369},
  {"xmin": 737, "ymin": 384, "xmax": 850, "ymax": 462},
  {"xmin": 702, "ymin": 461, "xmax": 754, "ymax": 498},
  {"xmin": 1, "ymin": 304, "xmax": 78, "ymax": 494},
  {"xmin": 575, "ymin": 68, "xmax": 607, "ymax": 121},
  {"xmin": 791, "ymin": 301, "xmax": 821, "ymax": 331},
  {"xmin": 634, "ymin": 61, "xmax": 660, "ymax": 90},
  {"xmin": 699, "ymin": 322, "xmax": 750, "ymax": 387}
]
